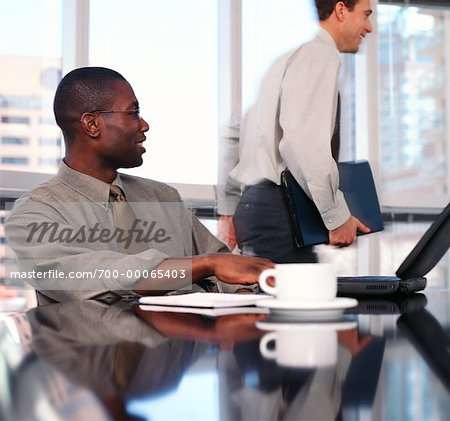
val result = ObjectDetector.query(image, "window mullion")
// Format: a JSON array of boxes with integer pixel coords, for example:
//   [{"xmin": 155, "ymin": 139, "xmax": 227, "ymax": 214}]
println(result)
[{"xmin": 62, "ymin": 0, "xmax": 90, "ymax": 76}]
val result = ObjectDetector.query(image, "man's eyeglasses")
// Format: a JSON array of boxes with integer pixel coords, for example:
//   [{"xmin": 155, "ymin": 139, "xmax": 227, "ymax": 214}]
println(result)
[{"xmin": 80, "ymin": 108, "xmax": 141, "ymax": 122}]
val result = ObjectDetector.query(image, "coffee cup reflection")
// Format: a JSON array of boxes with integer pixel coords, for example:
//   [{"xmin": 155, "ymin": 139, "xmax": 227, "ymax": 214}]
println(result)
[{"xmin": 259, "ymin": 322, "xmax": 357, "ymax": 368}]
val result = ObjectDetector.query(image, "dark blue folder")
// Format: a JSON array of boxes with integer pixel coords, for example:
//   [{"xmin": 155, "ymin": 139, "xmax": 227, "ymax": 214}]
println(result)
[{"xmin": 281, "ymin": 160, "xmax": 384, "ymax": 247}]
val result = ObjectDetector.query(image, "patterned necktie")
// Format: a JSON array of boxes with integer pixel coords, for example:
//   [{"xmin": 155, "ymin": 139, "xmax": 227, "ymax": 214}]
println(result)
[{"xmin": 110, "ymin": 184, "xmax": 147, "ymax": 253}]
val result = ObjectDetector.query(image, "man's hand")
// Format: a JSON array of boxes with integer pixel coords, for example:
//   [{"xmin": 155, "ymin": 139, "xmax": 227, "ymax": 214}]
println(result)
[
  {"xmin": 135, "ymin": 308, "xmax": 267, "ymax": 348},
  {"xmin": 338, "ymin": 328, "xmax": 372, "ymax": 356},
  {"xmin": 0, "ymin": 286, "xmax": 18, "ymax": 299},
  {"xmin": 329, "ymin": 215, "xmax": 371, "ymax": 247},
  {"xmin": 217, "ymin": 215, "xmax": 237, "ymax": 250},
  {"xmin": 134, "ymin": 254, "xmax": 274, "ymax": 294},
  {"xmin": 209, "ymin": 254, "xmax": 274, "ymax": 285}
]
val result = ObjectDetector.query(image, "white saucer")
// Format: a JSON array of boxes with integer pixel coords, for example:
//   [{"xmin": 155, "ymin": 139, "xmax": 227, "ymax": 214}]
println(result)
[
  {"xmin": 255, "ymin": 297, "xmax": 358, "ymax": 320},
  {"xmin": 256, "ymin": 319, "xmax": 357, "ymax": 331},
  {"xmin": 256, "ymin": 297, "xmax": 358, "ymax": 311}
]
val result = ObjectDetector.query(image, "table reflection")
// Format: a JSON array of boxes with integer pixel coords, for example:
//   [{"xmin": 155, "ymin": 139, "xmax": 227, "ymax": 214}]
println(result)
[
  {"xmin": 397, "ymin": 307, "xmax": 450, "ymax": 391},
  {"xmin": 0, "ymin": 291, "xmax": 449, "ymax": 420}
]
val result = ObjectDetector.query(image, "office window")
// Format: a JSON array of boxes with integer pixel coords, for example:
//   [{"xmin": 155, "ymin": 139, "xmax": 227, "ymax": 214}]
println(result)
[
  {"xmin": 89, "ymin": 0, "xmax": 219, "ymax": 185},
  {"xmin": 1, "ymin": 157, "xmax": 29, "ymax": 165},
  {"xmin": 0, "ymin": 0, "xmax": 63, "ymax": 174},
  {"xmin": 378, "ymin": 4, "xmax": 449, "ymax": 207},
  {"xmin": 39, "ymin": 137, "xmax": 61, "ymax": 147},
  {"xmin": 38, "ymin": 157, "xmax": 61, "ymax": 167},
  {"xmin": 1, "ymin": 137, "xmax": 29, "ymax": 145},
  {"xmin": 1, "ymin": 116, "xmax": 30, "ymax": 125},
  {"xmin": 39, "ymin": 116, "xmax": 57, "ymax": 125}
]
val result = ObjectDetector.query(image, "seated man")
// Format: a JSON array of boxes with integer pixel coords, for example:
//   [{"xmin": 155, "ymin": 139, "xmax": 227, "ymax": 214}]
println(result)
[{"xmin": 6, "ymin": 67, "xmax": 273, "ymax": 303}]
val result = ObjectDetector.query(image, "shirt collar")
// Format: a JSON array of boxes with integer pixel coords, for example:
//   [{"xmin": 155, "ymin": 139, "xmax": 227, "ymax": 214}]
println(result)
[
  {"xmin": 317, "ymin": 27, "xmax": 338, "ymax": 50},
  {"xmin": 57, "ymin": 161, "xmax": 124, "ymax": 203}
]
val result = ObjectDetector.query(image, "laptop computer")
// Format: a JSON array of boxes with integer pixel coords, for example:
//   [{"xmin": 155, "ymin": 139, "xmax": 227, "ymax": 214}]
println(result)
[{"xmin": 337, "ymin": 202, "xmax": 450, "ymax": 296}]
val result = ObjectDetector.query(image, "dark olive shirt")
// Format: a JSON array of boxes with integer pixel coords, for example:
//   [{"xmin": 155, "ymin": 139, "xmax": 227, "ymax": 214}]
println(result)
[{"xmin": 6, "ymin": 162, "xmax": 229, "ymax": 302}]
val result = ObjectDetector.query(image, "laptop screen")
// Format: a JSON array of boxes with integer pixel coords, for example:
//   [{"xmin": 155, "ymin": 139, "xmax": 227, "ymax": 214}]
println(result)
[{"xmin": 396, "ymin": 202, "xmax": 450, "ymax": 280}]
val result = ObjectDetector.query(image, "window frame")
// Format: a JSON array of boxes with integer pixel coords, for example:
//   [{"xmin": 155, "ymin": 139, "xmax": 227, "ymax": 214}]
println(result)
[
  {"xmin": 375, "ymin": 0, "xmax": 450, "ymax": 209},
  {"xmin": 2, "ymin": 0, "xmax": 450, "ymax": 210}
]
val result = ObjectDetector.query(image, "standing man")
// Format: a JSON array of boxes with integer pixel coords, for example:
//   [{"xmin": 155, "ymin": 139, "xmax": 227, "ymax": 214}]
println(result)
[
  {"xmin": 217, "ymin": 0, "xmax": 373, "ymax": 262},
  {"xmin": 6, "ymin": 67, "xmax": 273, "ymax": 303}
]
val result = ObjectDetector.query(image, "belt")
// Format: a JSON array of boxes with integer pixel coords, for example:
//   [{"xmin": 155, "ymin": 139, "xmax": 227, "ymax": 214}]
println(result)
[{"xmin": 244, "ymin": 180, "xmax": 278, "ymax": 191}]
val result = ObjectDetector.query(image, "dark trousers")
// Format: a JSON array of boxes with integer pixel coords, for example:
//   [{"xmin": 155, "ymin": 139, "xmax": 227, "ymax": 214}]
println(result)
[{"xmin": 233, "ymin": 182, "xmax": 317, "ymax": 263}]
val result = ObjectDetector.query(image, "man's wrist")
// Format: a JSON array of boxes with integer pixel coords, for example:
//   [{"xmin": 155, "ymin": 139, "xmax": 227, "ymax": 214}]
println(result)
[{"xmin": 191, "ymin": 254, "xmax": 218, "ymax": 280}]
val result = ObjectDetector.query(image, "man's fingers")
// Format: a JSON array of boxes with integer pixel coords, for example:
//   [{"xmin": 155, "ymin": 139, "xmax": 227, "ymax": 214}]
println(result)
[{"xmin": 357, "ymin": 220, "xmax": 371, "ymax": 233}]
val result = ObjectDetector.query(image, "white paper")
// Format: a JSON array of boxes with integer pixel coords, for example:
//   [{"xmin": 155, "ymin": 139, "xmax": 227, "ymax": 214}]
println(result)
[
  {"xmin": 138, "ymin": 304, "xmax": 270, "ymax": 317},
  {"xmin": 139, "ymin": 292, "xmax": 272, "ymax": 308}
]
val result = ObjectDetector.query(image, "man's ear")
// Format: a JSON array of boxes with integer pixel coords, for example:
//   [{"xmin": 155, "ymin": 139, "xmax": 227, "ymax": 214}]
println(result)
[
  {"xmin": 335, "ymin": 1, "xmax": 346, "ymax": 22},
  {"xmin": 79, "ymin": 113, "xmax": 101, "ymax": 138}
]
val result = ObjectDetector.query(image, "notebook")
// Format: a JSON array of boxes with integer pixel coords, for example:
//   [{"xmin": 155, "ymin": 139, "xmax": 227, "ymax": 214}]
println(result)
[
  {"xmin": 281, "ymin": 160, "xmax": 384, "ymax": 247},
  {"xmin": 139, "ymin": 292, "xmax": 272, "ymax": 308},
  {"xmin": 338, "ymin": 202, "xmax": 450, "ymax": 296},
  {"xmin": 138, "ymin": 304, "xmax": 270, "ymax": 317}
]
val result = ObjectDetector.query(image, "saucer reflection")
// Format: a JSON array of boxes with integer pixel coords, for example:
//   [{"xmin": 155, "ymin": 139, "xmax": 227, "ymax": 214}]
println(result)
[{"xmin": 257, "ymin": 320, "xmax": 357, "ymax": 369}]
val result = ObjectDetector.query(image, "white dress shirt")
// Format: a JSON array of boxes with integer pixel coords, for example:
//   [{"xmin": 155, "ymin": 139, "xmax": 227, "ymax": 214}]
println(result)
[{"xmin": 219, "ymin": 27, "xmax": 350, "ymax": 231}]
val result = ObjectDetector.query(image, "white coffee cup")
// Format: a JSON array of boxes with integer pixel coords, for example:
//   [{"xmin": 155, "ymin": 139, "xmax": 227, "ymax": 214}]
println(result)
[
  {"xmin": 259, "ymin": 326, "xmax": 338, "ymax": 368},
  {"xmin": 259, "ymin": 263, "xmax": 336, "ymax": 303}
]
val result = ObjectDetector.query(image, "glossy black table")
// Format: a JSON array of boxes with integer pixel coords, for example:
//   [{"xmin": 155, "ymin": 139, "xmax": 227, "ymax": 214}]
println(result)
[{"xmin": 1, "ymin": 290, "xmax": 450, "ymax": 420}]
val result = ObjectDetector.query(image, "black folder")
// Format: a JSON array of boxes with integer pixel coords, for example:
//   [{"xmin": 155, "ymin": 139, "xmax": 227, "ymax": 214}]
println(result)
[{"xmin": 281, "ymin": 160, "xmax": 384, "ymax": 247}]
